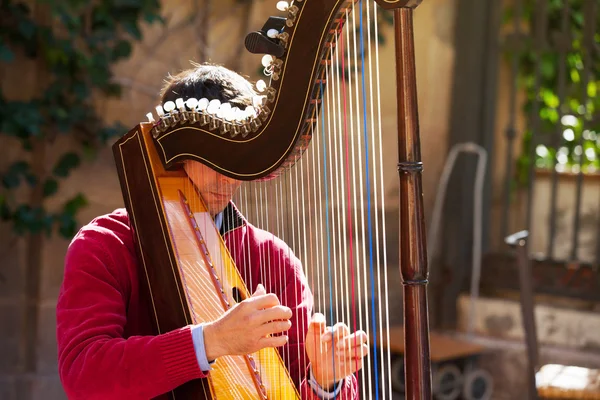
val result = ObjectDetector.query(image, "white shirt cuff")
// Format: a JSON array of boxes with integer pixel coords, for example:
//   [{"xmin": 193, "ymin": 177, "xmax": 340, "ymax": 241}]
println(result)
[
  {"xmin": 308, "ymin": 366, "xmax": 344, "ymax": 399},
  {"xmin": 191, "ymin": 324, "xmax": 215, "ymax": 372}
]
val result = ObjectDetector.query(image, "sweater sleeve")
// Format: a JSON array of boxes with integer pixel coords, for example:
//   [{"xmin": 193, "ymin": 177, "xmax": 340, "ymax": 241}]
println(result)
[{"xmin": 56, "ymin": 232, "xmax": 206, "ymax": 400}]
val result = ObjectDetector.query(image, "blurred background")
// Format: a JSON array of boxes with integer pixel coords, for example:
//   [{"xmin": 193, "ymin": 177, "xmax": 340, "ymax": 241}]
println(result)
[{"xmin": 0, "ymin": 0, "xmax": 598, "ymax": 399}]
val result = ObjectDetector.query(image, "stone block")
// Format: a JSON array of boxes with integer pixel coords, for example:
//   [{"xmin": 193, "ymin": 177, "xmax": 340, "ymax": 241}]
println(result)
[
  {"xmin": 0, "ymin": 375, "xmax": 17, "ymax": 400},
  {"xmin": 0, "ymin": 302, "xmax": 23, "ymax": 374},
  {"xmin": 0, "ymin": 224, "xmax": 24, "ymax": 300},
  {"xmin": 30, "ymin": 374, "xmax": 66, "ymax": 400},
  {"xmin": 36, "ymin": 303, "xmax": 59, "ymax": 374},
  {"xmin": 40, "ymin": 236, "xmax": 69, "ymax": 304},
  {"xmin": 457, "ymin": 294, "xmax": 600, "ymax": 350},
  {"xmin": 41, "ymin": 143, "xmax": 125, "ymax": 303},
  {"xmin": 11, "ymin": 373, "xmax": 66, "ymax": 400}
]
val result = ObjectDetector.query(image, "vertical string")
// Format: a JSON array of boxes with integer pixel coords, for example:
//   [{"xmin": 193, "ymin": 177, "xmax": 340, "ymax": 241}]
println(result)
[
  {"xmin": 351, "ymin": 1, "xmax": 372, "ymax": 397},
  {"xmin": 358, "ymin": 0, "xmax": 380, "ymax": 396},
  {"xmin": 339, "ymin": 8, "xmax": 361, "ymax": 396},
  {"xmin": 364, "ymin": 2, "xmax": 388, "ymax": 396},
  {"xmin": 330, "ymin": 28, "xmax": 347, "ymax": 388},
  {"xmin": 313, "ymin": 98, "xmax": 326, "ymax": 327},
  {"xmin": 292, "ymin": 155, "xmax": 303, "ymax": 390},
  {"xmin": 347, "ymin": 3, "xmax": 368, "ymax": 397},
  {"xmin": 299, "ymin": 153, "xmax": 311, "ymax": 390},
  {"xmin": 371, "ymin": 3, "xmax": 392, "ymax": 397},
  {"xmin": 333, "ymin": 27, "xmax": 349, "ymax": 387},
  {"xmin": 319, "ymin": 77, "xmax": 337, "ymax": 390}
]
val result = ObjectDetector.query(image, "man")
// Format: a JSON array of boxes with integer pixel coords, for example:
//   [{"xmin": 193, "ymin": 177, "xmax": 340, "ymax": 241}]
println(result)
[{"xmin": 56, "ymin": 63, "xmax": 369, "ymax": 399}]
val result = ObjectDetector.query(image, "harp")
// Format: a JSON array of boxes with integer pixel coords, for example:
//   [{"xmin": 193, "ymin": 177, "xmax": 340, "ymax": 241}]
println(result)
[{"xmin": 112, "ymin": 0, "xmax": 431, "ymax": 398}]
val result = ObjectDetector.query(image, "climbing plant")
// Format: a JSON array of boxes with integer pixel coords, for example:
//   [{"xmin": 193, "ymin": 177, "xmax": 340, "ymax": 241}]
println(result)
[
  {"xmin": 504, "ymin": 0, "xmax": 600, "ymax": 185},
  {"xmin": 0, "ymin": 0, "xmax": 163, "ymax": 239},
  {"xmin": 0, "ymin": 0, "xmax": 163, "ymax": 374}
]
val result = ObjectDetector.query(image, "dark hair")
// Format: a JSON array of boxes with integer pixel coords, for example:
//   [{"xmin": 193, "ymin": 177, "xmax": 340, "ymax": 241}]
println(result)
[{"xmin": 160, "ymin": 62, "xmax": 257, "ymax": 109}]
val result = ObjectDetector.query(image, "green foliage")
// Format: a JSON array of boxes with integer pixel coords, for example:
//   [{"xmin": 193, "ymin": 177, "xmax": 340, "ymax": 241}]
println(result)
[
  {"xmin": 0, "ymin": 0, "xmax": 162, "ymax": 238},
  {"xmin": 504, "ymin": 0, "xmax": 600, "ymax": 186}
]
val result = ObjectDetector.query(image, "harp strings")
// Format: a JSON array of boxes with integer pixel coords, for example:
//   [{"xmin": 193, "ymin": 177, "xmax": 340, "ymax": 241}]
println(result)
[
  {"xmin": 180, "ymin": 166, "xmax": 257, "ymax": 398},
  {"xmin": 210, "ymin": 0, "xmax": 393, "ymax": 397}
]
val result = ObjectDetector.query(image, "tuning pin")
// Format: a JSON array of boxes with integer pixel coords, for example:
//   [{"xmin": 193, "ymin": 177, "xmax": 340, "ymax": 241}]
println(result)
[
  {"xmin": 186, "ymin": 98, "xmax": 199, "ymax": 110},
  {"xmin": 218, "ymin": 102, "xmax": 232, "ymax": 119},
  {"xmin": 175, "ymin": 98, "xmax": 186, "ymax": 111},
  {"xmin": 226, "ymin": 107, "xmax": 237, "ymax": 121},
  {"xmin": 146, "ymin": 112, "xmax": 155, "ymax": 123},
  {"xmin": 207, "ymin": 99, "xmax": 221, "ymax": 114},
  {"xmin": 163, "ymin": 101, "xmax": 176, "ymax": 113},
  {"xmin": 155, "ymin": 105, "xmax": 165, "ymax": 117},
  {"xmin": 198, "ymin": 98, "xmax": 209, "ymax": 111},
  {"xmin": 255, "ymin": 80, "xmax": 267, "ymax": 93},
  {"xmin": 224, "ymin": 107, "xmax": 238, "ymax": 122},
  {"xmin": 261, "ymin": 55, "xmax": 274, "ymax": 68},
  {"xmin": 244, "ymin": 106, "xmax": 256, "ymax": 119},
  {"xmin": 276, "ymin": 1, "xmax": 289, "ymax": 11},
  {"xmin": 253, "ymin": 96, "xmax": 265, "ymax": 107}
]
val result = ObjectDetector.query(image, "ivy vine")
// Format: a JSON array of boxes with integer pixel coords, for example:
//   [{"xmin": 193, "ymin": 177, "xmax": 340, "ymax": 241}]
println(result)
[
  {"xmin": 504, "ymin": 0, "xmax": 600, "ymax": 185},
  {"xmin": 0, "ymin": 0, "xmax": 163, "ymax": 239}
]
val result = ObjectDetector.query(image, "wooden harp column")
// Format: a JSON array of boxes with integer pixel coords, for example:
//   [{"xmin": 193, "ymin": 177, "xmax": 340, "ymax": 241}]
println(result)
[{"xmin": 392, "ymin": 2, "xmax": 433, "ymax": 398}]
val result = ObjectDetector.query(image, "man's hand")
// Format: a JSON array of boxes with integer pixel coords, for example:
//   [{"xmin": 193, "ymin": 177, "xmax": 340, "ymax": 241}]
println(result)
[
  {"xmin": 305, "ymin": 313, "xmax": 369, "ymax": 390},
  {"xmin": 203, "ymin": 284, "xmax": 292, "ymax": 360}
]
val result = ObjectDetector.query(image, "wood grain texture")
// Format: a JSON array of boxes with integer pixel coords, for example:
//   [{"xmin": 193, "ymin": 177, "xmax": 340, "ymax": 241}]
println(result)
[{"xmin": 113, "ymin": 125, "xmax": 299, "ymax": 399}]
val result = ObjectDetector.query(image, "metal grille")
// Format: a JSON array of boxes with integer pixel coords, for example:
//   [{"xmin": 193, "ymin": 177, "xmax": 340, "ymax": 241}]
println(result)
[{"xmin": 485, "ymin": 0, "xmax": 599, "ymax": 301}]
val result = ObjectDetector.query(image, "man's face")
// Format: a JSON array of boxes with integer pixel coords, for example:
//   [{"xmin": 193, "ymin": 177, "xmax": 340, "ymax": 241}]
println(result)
[{"xmin": 184, "ymin": 161, "xmax": 242, "ymax": 216}]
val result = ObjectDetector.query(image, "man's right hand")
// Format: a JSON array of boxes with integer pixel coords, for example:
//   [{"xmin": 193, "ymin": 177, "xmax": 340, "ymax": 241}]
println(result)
[{"xmin": 203, "ymin": 284, "xmax": 292, "ymax": 361}]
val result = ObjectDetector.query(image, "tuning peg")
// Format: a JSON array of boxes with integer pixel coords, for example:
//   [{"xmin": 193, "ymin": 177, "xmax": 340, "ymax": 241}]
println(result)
[
  {"xmin": 262, "ymin": 55, "xmax": 274, "ymax": 68},
  {"xmin": 218, "ymin": 102, "xmax": 232, "ymax": 119},
  {"xmin": 198, "ymin": 98, "xmax": 209, "ymax": 111},
  {"xmin": 253, "ymin": 96, "xmax": 265, "ymax": 107},
  {"xmin": 207, "ymin": 99, "xmax": 221, "ymax": 114},
  {"xmin": 155, "ymin": 105, "xmax": 165, "ymax": 117},
  {"xmin": 255, "ymin": 80, "xmax": 267, "ymax": 93},
  {"xmin": 163, "ymin": 101, "xmax": 176, "ymax": 113},
  {"xmin": 224, "ymin": 107, "xmax": 237, "ymax": 122},
  {"xmin": 244, "ymin": 106, "xmax": 256, "ymax": 119},
  {"xmin": 186, "ymin": 98, "xmax": 198, "ymax": 110},
  {"xmin": 276, "ymin": 1, "xmax": 289, "ymax": 11},
  {"xmin": 175, "ymin": 98, "xmax": 186, "ymax": 111},
  {"xmin": 146, "ymin": 112, "xmax": 155, "ymax": 123}
]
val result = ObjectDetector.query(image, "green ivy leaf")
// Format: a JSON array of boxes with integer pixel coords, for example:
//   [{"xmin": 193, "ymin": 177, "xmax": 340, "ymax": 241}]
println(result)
[
  {"xmin": 111, "ymin": 40, "xmax": 132, "ymax": 61},
  {"xmin": 12, "ymin": 205, "xmax": 47, "ymax": 235},
  {"xmin": 57, "ymin": 213, "xmax": 77, "ymax": 238},
  {"xmin": 52, "ymin": 152, "xmax": 81, "ymax": 178},
  {"xmin": 1, "ymin": 161, "xmax": 30, "ymax": 189},
  {"xmin": 122, "ymin": 21, "xmax": 142, "ymax": 40},
  {"xmin": 588, "ymin": 81, "xmax": 597, "ymax": 98},
  {"xmin": 63, "ymin": 193, "xmax": 88, "ymax": 215},
  {"xmin": 0, "ymin": 194, "xmax": 9, "ymax": 220},
  {"xmin": 18, "ymin": 19, "xmax": 37, "ymax": 40},
  {"xmin": 43, "ymin": 179, "xmax": 59, "ymax": 197},
  {"xmin": 102, "ymin": 82, "xmax": 122, "ymax": 97},
  {"xmin": 1, "ymin": 0, "xmax": 162, "ymax": 239},
  {"xmin": 0, "ymin": 42, "xmax": 15, "ymax": 62}
]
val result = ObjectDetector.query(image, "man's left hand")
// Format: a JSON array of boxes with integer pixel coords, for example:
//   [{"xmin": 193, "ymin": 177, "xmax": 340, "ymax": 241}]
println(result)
[{"xmin": 305, "ymin": 313, "xmax": 369, "ymax": 390}]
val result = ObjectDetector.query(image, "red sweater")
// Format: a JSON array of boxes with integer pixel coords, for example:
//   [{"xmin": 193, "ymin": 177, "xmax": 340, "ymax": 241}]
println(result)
[{"xmin": 56, "ymin": 207, "xmax": 358, "ymax": 399}]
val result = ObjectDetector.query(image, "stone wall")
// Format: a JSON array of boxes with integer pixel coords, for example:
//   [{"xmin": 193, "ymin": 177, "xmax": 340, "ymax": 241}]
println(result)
[{"xmin": 0, "ymin": 0, "xmax": 458, "ymax": 398}]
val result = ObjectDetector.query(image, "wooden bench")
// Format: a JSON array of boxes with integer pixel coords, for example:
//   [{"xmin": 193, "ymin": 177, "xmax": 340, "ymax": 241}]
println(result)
[
  {"xmin": 376, "ymin": 326, "xmax": 493, "ymax": 400},
  {"xmin": 536, "ymin": 364, "xmax": 600, "ymax": 400}
]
